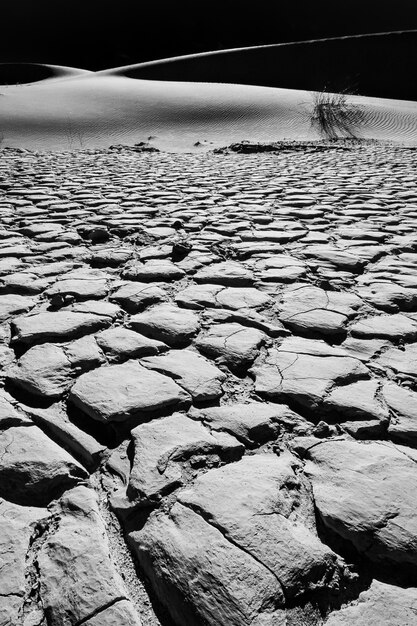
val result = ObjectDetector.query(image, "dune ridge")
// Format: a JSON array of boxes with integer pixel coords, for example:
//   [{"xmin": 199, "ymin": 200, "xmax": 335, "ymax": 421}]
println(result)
[
  {"xmin": 0, "ymin": 62, "xmax": 92, "ymax": 85},
  {"xmin": 97, "ymin": 30, "xmax": 417, "ymax": 102},
  {"xmin": 100, "ymin": 29, "xmax": 417, "ymax": 74}
]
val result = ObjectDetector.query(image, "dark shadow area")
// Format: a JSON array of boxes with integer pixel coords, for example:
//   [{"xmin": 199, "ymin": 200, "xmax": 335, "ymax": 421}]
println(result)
[
  {"xmin": 65, "ymin": 401, "xmax": 120, "ymax": 448},
  {"xmin": 315, "ymin": 512, "xmax": 417, "ymax": 589},
  {"xmin": 4, "ymin": 378, "xmax": 58, "ymax": 409},
  {"xmin": 66, "ymin": 397, "xmax": 192, "ymax": 449},
  {"xmin": 3, "ymin": 0, "xmax": 417, "ymax": 77},
  {"xmin": 213, "ymin": 141, "xmax": 356, "ymax": 155},
  {"xmin": 107, "ymin": 502, "xmax": 178, "ymax": 626},
  {"xmin": 0, "ymin": 63, "xmax": 60, "ymax": 84},
  {"xmin": 0, "ymin": 463, "xmax": 86, "ymax": 507}
]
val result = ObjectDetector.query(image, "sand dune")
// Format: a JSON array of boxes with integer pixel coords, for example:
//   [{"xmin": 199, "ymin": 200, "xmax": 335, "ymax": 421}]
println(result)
[
  {"xmin": 0, "ymin": 71, "xmax": 417, "ymax": 151},
  {"xmin": 0, "ymin": 34, "xmax": 416, "ymax": 152}
]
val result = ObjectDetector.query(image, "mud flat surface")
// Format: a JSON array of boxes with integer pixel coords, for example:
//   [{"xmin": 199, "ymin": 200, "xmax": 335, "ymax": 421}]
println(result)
[{"xmin": 1, "ymin": 142, "xmax": 417, "ymax": 625}]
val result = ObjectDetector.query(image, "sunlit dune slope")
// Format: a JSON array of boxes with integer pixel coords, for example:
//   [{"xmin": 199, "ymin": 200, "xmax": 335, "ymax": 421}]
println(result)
[{"xmin": 0, "ymin": 74, "xmax": 416, "ymax": 151}]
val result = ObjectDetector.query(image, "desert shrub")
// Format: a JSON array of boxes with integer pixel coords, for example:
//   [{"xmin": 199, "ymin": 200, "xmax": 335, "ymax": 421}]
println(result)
[{"xmin": 311, "ymin": 89, "xmax": 364, "ymax": 139}]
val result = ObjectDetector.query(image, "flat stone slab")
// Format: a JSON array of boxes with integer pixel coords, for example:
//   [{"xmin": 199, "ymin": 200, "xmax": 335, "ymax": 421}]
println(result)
[
  {"xmin": 261, "ymin": 265, "xmax": 307, "ymax": 282},
  {"xmin": 96, "ymin": 326, "xmax": 168, "ymax": 361},
  {"xmin": 175, "ymin": 283, "xmax": 223, "ymax": 309},
  {"xmin": 241, "ymin": 229, "xmax": 305, "ymax": 243},
  {"xmin": 110, "ymin": 281, "xmax": 168, "ymax": 312},
  {"xmin": 197, "ymin": 402, "xmax": 312, "ymax": 445},
  {"xmin": 323, "ymin": 379, "xmax": 389, "ymax": 425},
  {"xmin": 83, "ymin": 600, "xmax": 143, "ymax": 626},
  {"xmin": 38, "ymin": 486, "xmax": 141, "ymax": 625},
  {"xmin": 64, "ymin": 335, "xmax": 104, "ymax": 370},
  {"xmin": 7, "ymin": 343, "xmax": 72, "ymax": 398},
  {"xmin": 46, "ymin": 277, "xmax": 108, "ymax": 301},
  {"xmin": 376, "ymin": 342, "xmax": 417, "ymax": 376},
  {"xmin": 340, "ymin": 337, "xmax": 389, "ymax": 362},
  {"xmin": 383, "ymin": 382, "xmax": 417, "ymax": 446},
  {"xmin": 194, "ymin": 261, "xmax": 255, "ymax": 286},
  {"xmin": 202, "ymin": 306, "xmax": 288, "ymax": 337},
  {"xmin": 273, "ymin": 336, "xmax": 349, "ymax": 357},
  {"xmin": 179, "ymin": 453, "xmax": 345, "ymax": 598},
  {"xmin": 88, "ymin": 247, "xmax": 133, "ymax": 267},
  {"xmin": 129, "ymin": 304, "xmax": 200, "ymax": 347},
  {"xmin": 302, "ymin": 245, "xmax": 365, "ymax": 271},
  {"xmin": 62, "ymin": 300, "xmax": 121, "ymax": 319},
  {"xmin": 0, "ymin": 270, "xmax": 50, "ymax": 294},
  {"xmin": 175, "ymin": 284, "xmax": 271, "ymax": 311},
  {"xmin": 356, "ymin": 282, "xmax": 417, "ymax": 312},
  {"xmin": 0, "ymin": 498, "xmax": 48, "ymax": 625},
  {"xmin": 0, "ymin": 391, "xmax": 31, "ymax": 427},
  {"xmin": 278, "ymin": 284, "xmax": 362, "ymax": 336},
  {"xmin": 7, "ymin": 337, "xmax": 104, "ymax": 399},
  {"xmin": 255, "ymin": 255, "xmax": 307, "ymax": 283},
  {"xmin": 12, "ymin": 311, "xmax": 111, "ymax": 345},
  {"xmin": 129, "ymin": 502, "xmax": 285, "ymax": 626},
  {"xmin": 350, "ymin": 313, "xmax": 417, "ymax": 340},
  {"xmin": 0, "ymin": 294, "xmax": 35, "ymax": 322},
  {"xmin": 304, "ymin": 439, "xmax": 417, "ymax": 566},
  {"xmin": 251, "ymin": 344, "xmax": 369, "ymax": 410},
  {"xmin": 215, "ymin": 287, "xmax": 272, "ymax": 310},
  {"xmin": 195, "ymin": 322, "xmax": 267, "ymax": 369},
  {"xmin": 141, "ymin": 349, "xmax": 226, "ymax": 401},
  {"xmin": 69, "ymin": 359, "xmax": 191, "ymax": 422},
  {"xmin": 127, "ymin": 412, "xmax": 243, "ymax": 505},
  {"xmin": 0, "ymin": 425, "xmax": 87, "ymax": 506},
  {"xmin": 122, "ymin": 260, "xmax": 185, "ymax": 282}
]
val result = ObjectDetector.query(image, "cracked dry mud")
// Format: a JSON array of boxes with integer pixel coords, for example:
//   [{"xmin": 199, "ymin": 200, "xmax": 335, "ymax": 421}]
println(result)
[{"xmin": 1, "ymin": 142, "xmax": 417, "ymax": 626}]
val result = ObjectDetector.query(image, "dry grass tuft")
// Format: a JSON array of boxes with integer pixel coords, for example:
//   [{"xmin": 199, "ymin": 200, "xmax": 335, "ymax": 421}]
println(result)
[{"xmin": 311, "ymin": 89, "xmax": 365, "ymax": 139}]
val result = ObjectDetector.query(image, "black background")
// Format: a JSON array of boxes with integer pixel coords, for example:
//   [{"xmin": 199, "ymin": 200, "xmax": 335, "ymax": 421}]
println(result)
[
  {"xmin": 2, "ymin": 0, "xmax": 417, "ymax": 69},
  {"xmin": 1, "ymin": 1, "xmax": 417, "ymax": 99}
]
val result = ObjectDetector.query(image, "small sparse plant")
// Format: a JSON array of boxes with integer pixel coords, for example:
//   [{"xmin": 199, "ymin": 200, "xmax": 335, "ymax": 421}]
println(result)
[
  {"xmin": 64, "ymin": 117, "xmax": 85, "ymax": 150},
  {"xmin": 311, "ymin": 88, "xmax": 364, "ymax": 140}
]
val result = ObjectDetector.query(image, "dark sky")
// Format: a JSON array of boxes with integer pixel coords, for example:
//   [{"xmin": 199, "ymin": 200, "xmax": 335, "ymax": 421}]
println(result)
[{"xmin": 2, "ymin": 0, "xmax": 417, "ymax": 70}]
